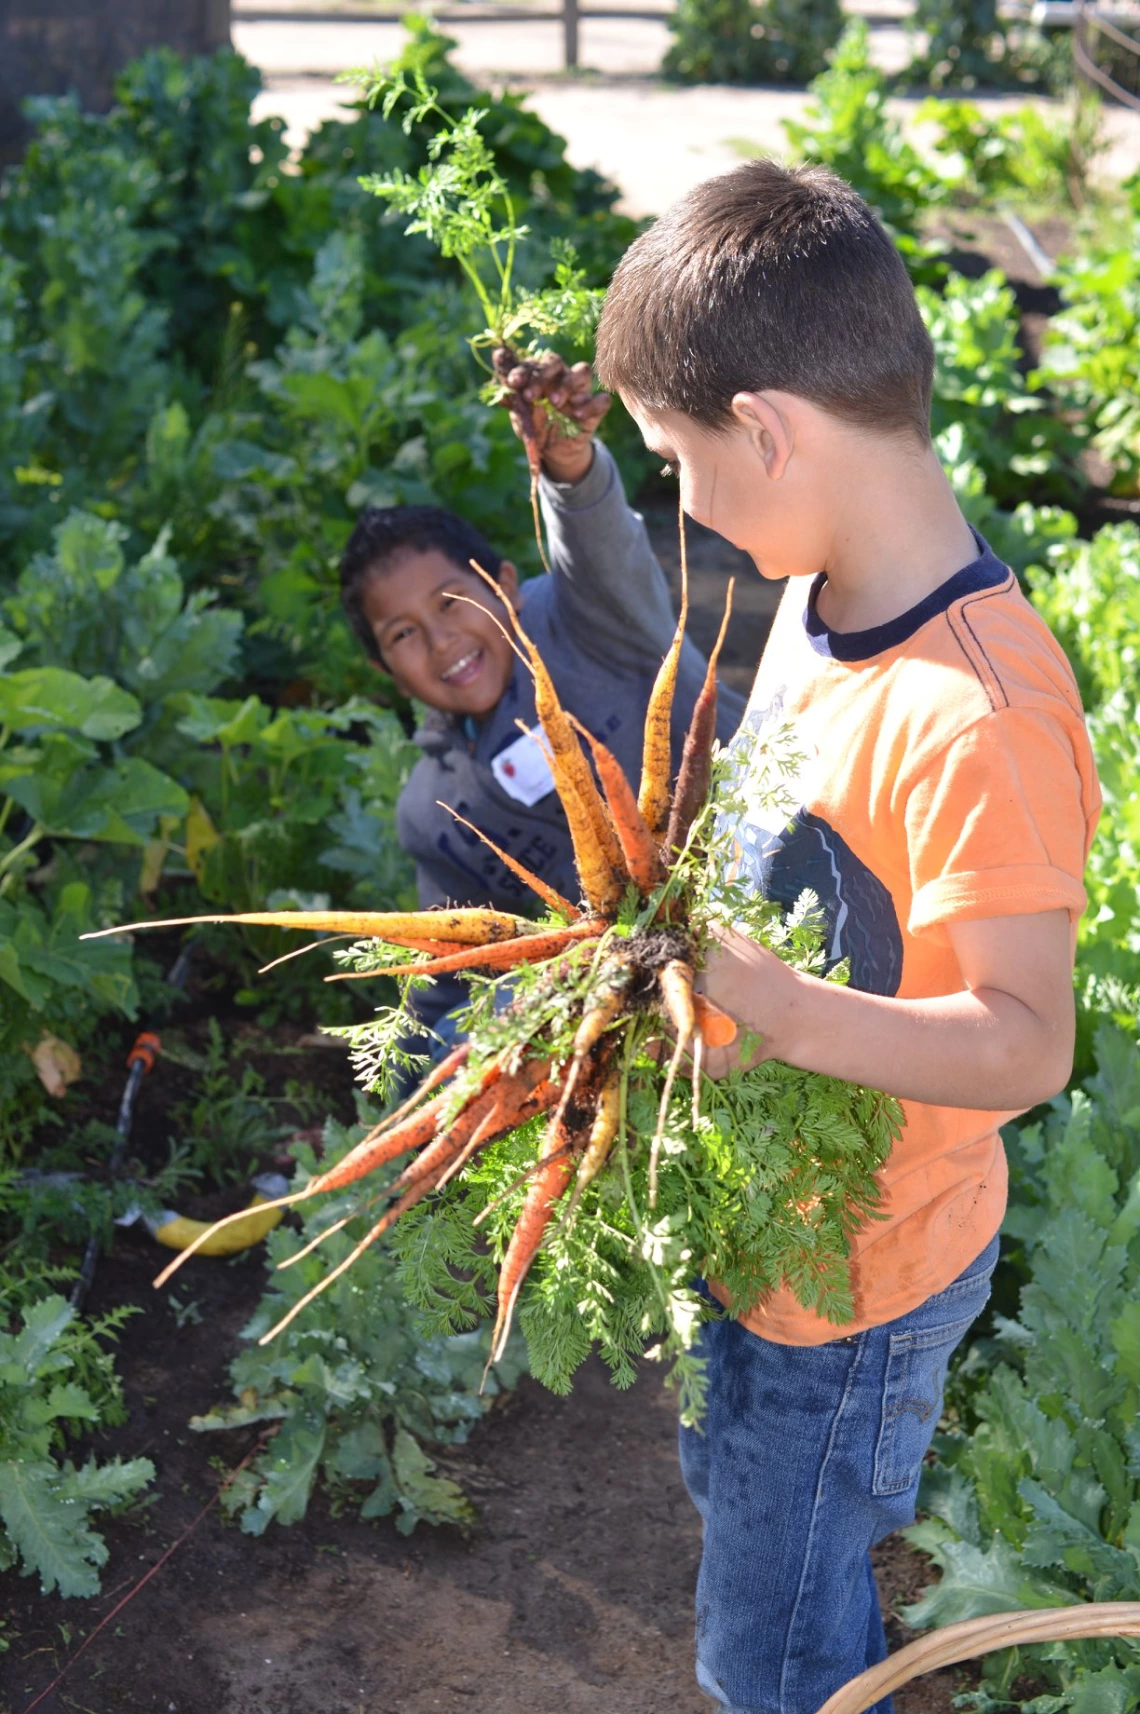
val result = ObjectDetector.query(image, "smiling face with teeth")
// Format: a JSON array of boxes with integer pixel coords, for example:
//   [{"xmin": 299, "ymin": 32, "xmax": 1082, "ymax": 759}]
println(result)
[{"xmin": 360, "ymin": 548, "xmax": 522, "ymax": 719}]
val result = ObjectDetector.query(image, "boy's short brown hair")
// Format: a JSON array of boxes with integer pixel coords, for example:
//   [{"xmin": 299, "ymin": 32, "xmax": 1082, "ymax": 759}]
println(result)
[{"xmin": 596, "ymin": 158, "xmax": 933, "ymax": 443}]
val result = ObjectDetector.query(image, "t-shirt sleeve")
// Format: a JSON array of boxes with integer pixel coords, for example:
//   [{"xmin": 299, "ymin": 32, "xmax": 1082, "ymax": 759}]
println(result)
[{"xmin": 904, "ymin": 705, "xmax": 1097, "ymax": 936}]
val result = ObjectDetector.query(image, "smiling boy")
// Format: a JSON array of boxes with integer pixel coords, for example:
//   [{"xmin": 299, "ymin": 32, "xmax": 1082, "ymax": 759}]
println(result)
[
  {"xmin": 340, "ymin": 357, "xmax": 743, "ymax": 1039},
  {"xmin": 596, "ymin": 161, "xmax": 1100, "ymax": 1713}
]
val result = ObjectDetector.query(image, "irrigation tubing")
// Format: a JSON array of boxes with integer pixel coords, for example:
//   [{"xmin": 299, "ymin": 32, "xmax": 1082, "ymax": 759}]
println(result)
[{"xmin": 69, "ymin": 942, "xmax": 194, "ymax": 1313}]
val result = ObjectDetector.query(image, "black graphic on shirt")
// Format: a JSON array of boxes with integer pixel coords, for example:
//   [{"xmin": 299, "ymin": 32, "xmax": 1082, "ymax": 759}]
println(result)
[{"xmin": 732, "ymin": 808, "xmax": 903, "ymax": 998}]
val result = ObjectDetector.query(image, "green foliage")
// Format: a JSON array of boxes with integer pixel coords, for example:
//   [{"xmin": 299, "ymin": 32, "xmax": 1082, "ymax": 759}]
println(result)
[
  {"xmin": 166, "ymin": 1018, "xmax": 323, "ymax": 1186},
  {"xmin": 663, "ymin": 0, "xmax": 844, "ymax": 87},
  {"xmin": 0, "ymin": 98, "xmax": 168, "ymax": 495},
  {"xmin": 1026, "ymin": 524, "xmax": 1140, "ymax": 1004},
  {"xmin": 920, "ymin": 270, "xmax": 1081, "ymax": 507},
  {"xmin": 1028, "ymin": 522, "xmax": 1140, "ymax": 711},
  {"xmin": 936, "ymin": 424, "xmax": 1078, "ymax": 576},
  {"xmin": 190, "ymin": 1117, "xmax": 525, "ymax": 1534},
  {"xmin": 171, "ymin": 692, "xmax": 417, "ymax": 920},
  {"xmin": 903, "ymin": 1027, "xmax": 1140, "ymax": 1706},
  {"xmin": 905, "ymin": 0, "xmax": 1054, "ymax": 91},
  {"xmin": 1038, "ymin": 209, "xmax": 1140, "ymax": 496},
  {"xmin": 0, "ymin": 1295, "xmax": 153, "ymax": 1596},
  {"xmin": 351, "ymin": 55, "xmax": 609, "ymax": 373},
  {"xmin": 923, "ymin": 95, "xmax": 1108, "ymax": 210}
]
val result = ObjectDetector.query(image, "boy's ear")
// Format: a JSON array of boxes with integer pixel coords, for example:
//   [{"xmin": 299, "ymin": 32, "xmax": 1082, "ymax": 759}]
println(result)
[
  {"xmin": 497, "ymin": 561, "xmax": 520, "ymax": 603},
  {"xmin": 731, "ymin": 392, "xmax": 793, "ymax": 481}
]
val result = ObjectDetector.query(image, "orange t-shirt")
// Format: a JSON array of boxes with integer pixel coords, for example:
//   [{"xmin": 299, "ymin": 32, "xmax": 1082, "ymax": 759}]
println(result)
[{"xmin": 714, "ymin": 535, "xmax": 1100, "ymax": 1346}]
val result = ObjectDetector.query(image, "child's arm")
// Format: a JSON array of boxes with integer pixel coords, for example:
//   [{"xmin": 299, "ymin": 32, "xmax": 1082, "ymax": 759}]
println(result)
[
  {"xmin": 699, "ymin": 907, "xmax": 1075, "ymax": 1111},
  {"xmin": 500, "ymin": 354, "xmax": 698, "ymax": 670}
]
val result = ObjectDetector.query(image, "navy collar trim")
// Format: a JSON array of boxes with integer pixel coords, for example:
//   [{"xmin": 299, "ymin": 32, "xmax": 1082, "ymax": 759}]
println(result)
[{"xmin": 803, "ymin": 533, "xmax": 1011, "ymax": 662}]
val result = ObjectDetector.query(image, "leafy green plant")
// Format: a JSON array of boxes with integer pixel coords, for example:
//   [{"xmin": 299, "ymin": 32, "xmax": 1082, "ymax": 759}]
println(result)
[
  {"xmin": 903, "ymin": 1025, "xmax": 1140, "ymax": 1708},
  {"xmin": 351, "ymin": 65, "xmax": 604, "ymax": 383},
  {"xmin": 920, "ymin": 270, "xmax": 1082, "ymax": 507},
  {"xmin": 0, "ymin": 97, "xmax": 169, "ymax": 502},
  {"xmin": 1038, "ymin": 214, "xmax": 1140, "ymax": 496},
  {"xmin": 662, "ymin": 0, "xmax": 844, "ymax": 86},
  {"xmin": 1026, "ymin": 524, "xmax": 1140, "ymax": 1013},
  {"xmin": 1028, "ymin": 521, "xmax": 1140, "ymax": 711},
  {"xmin": 170, "ymin": 691, "xmax": 416, "ymax": 920},
  {"xmin": 0, "ymin": 656, "xmax": 184, "ymax": 1066},
  {"xmin": 935, "ymin": 423, "xmax": 1078, "ymax": 575},
  {"xmin": 923, "ymin": 94, "xmax": 1109, "ymax": 211},
  {"xmin": 168, "ymin": 1017, "xmax": 323, "ymax": 1185},
  {"xmin": 190, "ymin": 1117, "xmax": 524, "ymax": 1535},
  {"xmin": 905, "ymin": 0, "xmax": 1052, "ymax": 91},
  {"xmin": 0, "ymin": 1295, "xmax": 153, "ymax": 1596}
]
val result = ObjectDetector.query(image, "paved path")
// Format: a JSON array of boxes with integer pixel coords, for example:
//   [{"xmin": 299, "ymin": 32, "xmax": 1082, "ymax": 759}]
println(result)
[{"xmin": 239, "ymin": 13, "xmax": 1140, "ymax": 213}]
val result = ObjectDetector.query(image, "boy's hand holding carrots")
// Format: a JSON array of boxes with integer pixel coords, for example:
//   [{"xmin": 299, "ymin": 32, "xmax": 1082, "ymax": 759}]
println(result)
[{"xmin": 495, "ymin": 349, "xmax": 611, "ymax": 483}]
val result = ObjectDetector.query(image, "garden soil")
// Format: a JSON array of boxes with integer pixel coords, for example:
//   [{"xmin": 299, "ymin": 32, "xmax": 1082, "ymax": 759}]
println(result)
[
  {"xmin": 2, "ymin": 1235, "xmax": 960, "ymax": 1714},
  {"xmin": 4, "ymin": 544, "xmax": 962, "ymax": 1714}
]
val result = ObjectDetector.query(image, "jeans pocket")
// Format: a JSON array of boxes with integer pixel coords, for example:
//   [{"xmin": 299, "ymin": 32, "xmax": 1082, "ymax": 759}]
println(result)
[{"xmin": 872, "ymin": 1311, "xmax": 979, "ymax": 1498}]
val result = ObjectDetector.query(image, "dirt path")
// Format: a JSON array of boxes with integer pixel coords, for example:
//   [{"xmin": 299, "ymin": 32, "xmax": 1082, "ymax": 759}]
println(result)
[
  {"xmin": 240, "ymin": 13, "xmax": 1140, "ymax": 214},
  {"xmin": 2, "ymin": 1226, "xmax": 959, "ymax": 1714}
]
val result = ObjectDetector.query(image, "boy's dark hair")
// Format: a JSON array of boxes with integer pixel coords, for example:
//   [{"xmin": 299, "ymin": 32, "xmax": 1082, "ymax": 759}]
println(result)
[
  {"xmin": 596, "ymin": 159, "xmax": 934, "ymax": 443},
  {"xmin": 340, "ymin": 505, "xmax": 504, "ymax": 662}
]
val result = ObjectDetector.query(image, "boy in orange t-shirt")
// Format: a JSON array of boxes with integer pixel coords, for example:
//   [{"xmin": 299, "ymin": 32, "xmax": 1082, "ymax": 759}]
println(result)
[{"xmin": 596, "ymin": 160, "xmax": 1099, "ymax": 1714}]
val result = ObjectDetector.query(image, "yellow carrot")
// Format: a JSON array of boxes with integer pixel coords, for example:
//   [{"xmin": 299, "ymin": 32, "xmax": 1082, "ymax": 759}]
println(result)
[
  {"xmin": 638, "ymin": 494, "xmax": 690, "ymax": 837},
  {"xmin": 657, "ymin": 958, "xmax": 696, "ymax": 1047},
  {"xmin": 470, "ymin": 566, "xmax": 627, "ymax": 915},
  {"xmin": 572, "ymin": 1067, "xmax": 621, "ymax": 1198},
  {"xmin": 81, "ymin": 908, "xmax": 530, "ymax": 946}
]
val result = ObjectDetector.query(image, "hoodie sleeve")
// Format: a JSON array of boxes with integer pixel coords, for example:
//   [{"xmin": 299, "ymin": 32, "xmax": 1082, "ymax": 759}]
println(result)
[{"xmin": 539, "ymin": 441, "xmax": 683, "ymax": 671}]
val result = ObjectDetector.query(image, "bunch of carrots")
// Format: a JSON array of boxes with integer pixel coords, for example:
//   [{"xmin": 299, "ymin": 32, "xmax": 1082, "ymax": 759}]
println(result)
[
  {"xmin": 88, "ymin": 523, "xmax": 897, "ymax": 1396},
  {"xmin": 88, "ymin": 525, "xmax": 741, "ymax": 1340}
]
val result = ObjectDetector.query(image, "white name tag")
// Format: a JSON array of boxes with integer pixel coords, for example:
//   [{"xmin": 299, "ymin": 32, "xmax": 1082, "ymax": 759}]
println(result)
[{"xmin": 491, "ymin": 727, "xmax": 556, "ymax": 807}]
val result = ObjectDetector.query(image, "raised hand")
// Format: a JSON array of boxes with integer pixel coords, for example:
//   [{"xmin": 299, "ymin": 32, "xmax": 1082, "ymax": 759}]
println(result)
[{"xmin": 493, "ymin": 348, "xmax": 611, "ymax": 482}]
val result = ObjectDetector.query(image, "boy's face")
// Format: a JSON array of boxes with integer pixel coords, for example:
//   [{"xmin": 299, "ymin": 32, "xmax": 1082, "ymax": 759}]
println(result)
[
  {"xmin": 625, "ymin": 395, "xmax": 831, "ymax": 582},
  {"xmin": 360, "ymin": 550, "xmax": 520, "ymax": 718}
]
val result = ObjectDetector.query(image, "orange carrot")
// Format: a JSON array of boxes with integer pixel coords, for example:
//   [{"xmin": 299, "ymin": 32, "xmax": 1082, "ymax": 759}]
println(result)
[
  {"xmin": 435, "ymin": 1072, "xmax": 560, "ymax": 1193},
  {"xmin": 325, "ymin": 920, "xmax": 605, "ymax": 983},
  {"xmin": 82, "ymin": 908, "xmax": 529, "ymax": 946},
  {"xmin": 490, "ymin": 1114, "xmax": 577, "ymax": 1363},
  {"xmin": 295, "ymin": 1087, "xmax": 461, "ymax": 1196},
  {"xmin": 570, "ymin": 719, "xmax": 664, "ymax": 896},
  {"xmin": 259, "ymin": 1061, "xmax": 558, "ymax": 1345},
  {"xmin": 532, "ymin": 674, "xmax": 627, "ymax": 913},
  {"xmin": 388, "ymin": 1054, "xmax": 554, "ymax": 1200},
  {"xmin": 693, "ymin": 993, "xmax": 738, "ymax": 1049},
  {"xmin": 664, "ymin": 579, "xmax": 734, "ymax": 861},
  {"xmin": 638, "ymin": 496, "xmax": 690, "ymax": 838},
  {"xmin": 437, "ymin": 803, "xmax": 581, "ymax": 920}
]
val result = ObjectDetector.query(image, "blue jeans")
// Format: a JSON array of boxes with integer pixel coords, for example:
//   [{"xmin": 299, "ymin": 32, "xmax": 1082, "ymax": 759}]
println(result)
[{"xmin": 679, "ymin": 1234, "xmax": 999, "ymax": 1714}]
